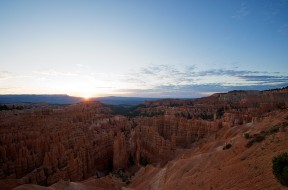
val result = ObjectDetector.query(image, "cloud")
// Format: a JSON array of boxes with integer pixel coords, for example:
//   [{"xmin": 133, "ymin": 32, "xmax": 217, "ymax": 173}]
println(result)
[
  {"xmin": 114, "ymin": 85, "xmax": 204, "ymax": 98},
  {"xmin": 2, "ymin": 65, "xmax": 287, "ymax": 98},
  {"xmin": 34, "ymin": 69, "xmax": 78, "ymax": 77},
  {"xmin": 140, "ymin": 65, "xmax": 184, "ymax": 76},
  {"xmin": 232, "ymin": 2, "xmax": 249, "ymax": 19},
  {"xmin": 196, "ymin": 69, "xmax": 261, "ymax": 77},
  {"xmin": 0, "ymin": 71, "xmax": 11, "ymax": 79},
  {"xmin": 126, "ymin": 65, "xmax": 195, "ymax": 87},
  {"xmin": 238, "ymin": 75, "xmax": 288, "ymax": 85},
  {"xmin": 127, "ymin": 64, "xmax": 287, "ymax": 87},
  {"xmin": 0, "ymin": 71, "xmax": 30, "ymax": 80},
  {"xmin": 118, "ymin": 81, "xmax": 288, "ymax": 98},
  {"xmin": 116, "ymin": 84, "xmax": 229, "ymax": 98},
  {"xmin": 121, "ymin": 64, "xmax": 288, "ymax": 97}
]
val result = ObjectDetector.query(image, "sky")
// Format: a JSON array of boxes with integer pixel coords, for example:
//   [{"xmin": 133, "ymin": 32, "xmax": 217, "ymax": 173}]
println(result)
[{"xmin": 0, "ymin": 0, "xmax": 288, "ymax": 98}]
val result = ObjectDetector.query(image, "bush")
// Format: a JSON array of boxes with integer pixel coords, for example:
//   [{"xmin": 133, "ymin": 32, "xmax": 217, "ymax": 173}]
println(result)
[
  {"xmin": 223, "ymin": 143, "xmax": 232, "ymax": 150},
  {"xmin": 254, "ymin": 134, "xmax": 265, "ymax": 142},
  {"xmin": 244, "ymin": 133, "xmax": 251, "ymax": 139},
  {"xmin": 112, "ymin": 169, "xmax": 130, "ymax": 183},
  {"xmin": 217, "ymin": 107, "xmax": 224, "ymax": 118},
  {"xmin": 246, "ymin": 134, "xmax": 265, "ymax": 148},
  {"xmin": 269, "ymin": 125, "xmax": 281, "ymax": 134},
  {"xmin": 245, "ymin": 123, "xmax": 287, "ymax": 148},
  {"xmin": 272, "ymin": 152, "xmax": 288, "ymax": 186},
  {"xmin": 200, "ymin": 113, "xmax": 214, "ymax": 120}
]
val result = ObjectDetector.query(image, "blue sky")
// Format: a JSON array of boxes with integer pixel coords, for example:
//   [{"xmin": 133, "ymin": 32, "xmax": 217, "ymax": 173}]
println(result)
[{"xmin": 0, "ymin": 0, "xmax": 287, "ymax": 98}]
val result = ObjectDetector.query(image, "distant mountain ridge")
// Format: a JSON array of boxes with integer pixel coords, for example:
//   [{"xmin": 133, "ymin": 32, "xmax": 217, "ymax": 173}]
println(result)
[
  {"xmin": 0, "ymin": 94, "xmax": 82, "ymax": 104},
  {"xmin": 0, "ymin": 94, "xmax": 160, "ymax": 105},
  {"xmin": 93, "ymin": 96, "xmax": 160, "ymax": 105},
  {"xmin": 1, "ymin": 87, "xmax": 286, "ymax": 105}
]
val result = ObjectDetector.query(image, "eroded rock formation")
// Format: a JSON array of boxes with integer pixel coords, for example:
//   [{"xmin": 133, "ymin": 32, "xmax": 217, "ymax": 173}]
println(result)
[
  {"xmin": 0, "ymin": 102, "xmax": 131, "ymax": 188},
  {"xmin": 0, "ymin": 87, "xmax": 287, "ymax": 190}
]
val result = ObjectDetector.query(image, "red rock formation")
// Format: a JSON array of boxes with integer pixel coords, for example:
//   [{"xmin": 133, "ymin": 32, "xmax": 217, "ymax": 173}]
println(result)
[
  {"xmin": 135, "ymin": 116, "xmax": 218, "ymax": 148},
  {"xmin": 0, "ymin": 102, "xmax": 132, "ymax": 188},
  {"xmin": 113, "ymin": 132, "xmax": 128, "ymax": 170},
  {"xmin": 134, "ymin": 125, "xmax": 175, "ymax": 165},
  {"xmin": 128, "ymin": 109, "xmax": 288, "ymax": 190},
  {"xmin": 0, "ymin": 88, "xmax": 287, "ymax": 190}
]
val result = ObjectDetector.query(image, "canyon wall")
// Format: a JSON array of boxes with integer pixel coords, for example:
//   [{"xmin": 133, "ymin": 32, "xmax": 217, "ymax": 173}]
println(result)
[{"xmin": 0, "ymin": 87, "xmax": 287, "ymax": 189}]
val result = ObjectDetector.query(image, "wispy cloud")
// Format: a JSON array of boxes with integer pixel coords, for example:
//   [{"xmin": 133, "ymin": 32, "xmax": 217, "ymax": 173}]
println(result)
[
  {"xmin": 232, "ymin": 2, "xmax": 249, "ymax": 19},
  {"xmin": 128, "ymin": 65, "xmax": 286, "ymax": 85},
  {"xmin": 238, "ymin": 75, "xmax": 288, "ymax": 85},
  {"xmin": 0, "ymin": 71, "xmax": 11, "ymax": 79},
  {"xmin": 2, "ymin": 66, "xmax": 287, "ymax": 98},
  {"xmin": 118, "ymin": 82, "xmax": 288, "ymax": 98},
  {"xmin": 126, "ymin": 65, "xmax": 195, "ymax": 87},
  {"xmin": 0, "ymin": 70, "xmax": 30, "ymax": 80},
  {"xmin": 196, "ymin": 69, "xmax": 260, "ymax": 77},
  {"xmin": 34, "ymin": 69, "xmax": 78, "ymax": 76},
  {"xmin": 121, "ymin": 64, "xmax": 288, "ymax": 97}
]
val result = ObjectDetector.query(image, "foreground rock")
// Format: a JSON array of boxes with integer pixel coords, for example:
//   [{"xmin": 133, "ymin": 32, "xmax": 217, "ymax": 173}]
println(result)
[{"xmin": 127, "ymin": 109, "xmax": 288, "ymax": 190}]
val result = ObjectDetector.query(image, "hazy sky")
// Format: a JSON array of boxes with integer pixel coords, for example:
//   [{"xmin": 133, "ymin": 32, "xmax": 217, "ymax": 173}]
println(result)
[{"xmin": 0, "ymin": 0, "xmax": 288, "ymax": 98}]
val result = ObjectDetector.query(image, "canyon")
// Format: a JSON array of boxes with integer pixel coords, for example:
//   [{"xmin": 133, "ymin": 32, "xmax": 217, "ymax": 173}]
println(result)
[{"xmin": 0, "ymin": 88, "xmax": 288, "ymax": 190}]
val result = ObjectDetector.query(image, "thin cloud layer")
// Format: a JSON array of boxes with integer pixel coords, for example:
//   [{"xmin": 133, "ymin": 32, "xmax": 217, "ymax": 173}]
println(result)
[
  {"xmin": 0, "ymin": 71, "xmax": 11, "ymax": 79},
  {"xmin": 122, "ymin": 65, "xmax": 288, "ymax": 97},
  {"xmin": 1, "ymin": 65, "xmax": 287, "ymax": 98}
]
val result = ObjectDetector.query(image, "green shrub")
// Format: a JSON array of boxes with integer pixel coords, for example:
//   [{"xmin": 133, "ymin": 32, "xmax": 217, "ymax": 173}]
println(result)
[
  {"xmin": 269, "ymin": 125, "xmax": 281, "ymax": 134},
  {"xmin": 244, "ymin": 133, "xmax": 251, "ymax": 139},
  {"xmin": 272, "ymin": 152, "xmax": 288, "ymax": 186},
  {"xmin": 112, "ymin": 169, "xmax": 130, "ymax": 183},
  {"xmin": 200, "ymin": 113, "xmax": 214, "ymax": 121},
  {"xmin": 246, "ymin": 134, "xmax": 265, "ymax": 148},
  {"xmin": 254, "ymin": 134, "xmax": 265, "ymax": 142},
  {"xmin": 217, "ymin": 107, "xmax": 224, "ymax": 118},
  {"xmin": 246, "ymin": 122, "xmax": 288, "ymax": 148}
]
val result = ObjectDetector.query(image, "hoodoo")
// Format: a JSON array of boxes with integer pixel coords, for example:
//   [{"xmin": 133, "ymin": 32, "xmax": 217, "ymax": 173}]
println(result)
[{"xmin": 0, "ymin": 88, "xmax": 288, "ymax": 190}]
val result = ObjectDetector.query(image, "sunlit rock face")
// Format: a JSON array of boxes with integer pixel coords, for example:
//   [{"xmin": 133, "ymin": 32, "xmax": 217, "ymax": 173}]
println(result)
[{"xmin": 0, "ymin": 87, "xmax": 287, "ymax": 190}]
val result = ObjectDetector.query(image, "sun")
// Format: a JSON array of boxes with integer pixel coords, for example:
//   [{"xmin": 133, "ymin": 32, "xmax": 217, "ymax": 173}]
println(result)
[
  {"xmin": 79, "ymin": 92, "xmax": 93, "ymax": 101},
  {"xmin": 82, "ymin": 94, "xmax": 91, "ymax": 100},
  {"xmin": 79, "ymin": 89, "xmax": 94, "ymax": 100}
]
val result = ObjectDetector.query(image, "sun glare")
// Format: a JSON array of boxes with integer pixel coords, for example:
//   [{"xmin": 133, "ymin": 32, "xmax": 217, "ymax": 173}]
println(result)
[{"xmin": 82, "ymin": 94, "xmax": 91, "ymax": 101}]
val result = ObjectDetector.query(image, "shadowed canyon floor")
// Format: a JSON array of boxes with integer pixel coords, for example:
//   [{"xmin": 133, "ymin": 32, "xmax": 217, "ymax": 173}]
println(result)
[{"xmin": 0, "ymin": 88, "xmax": 288, "ymax": 190}]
